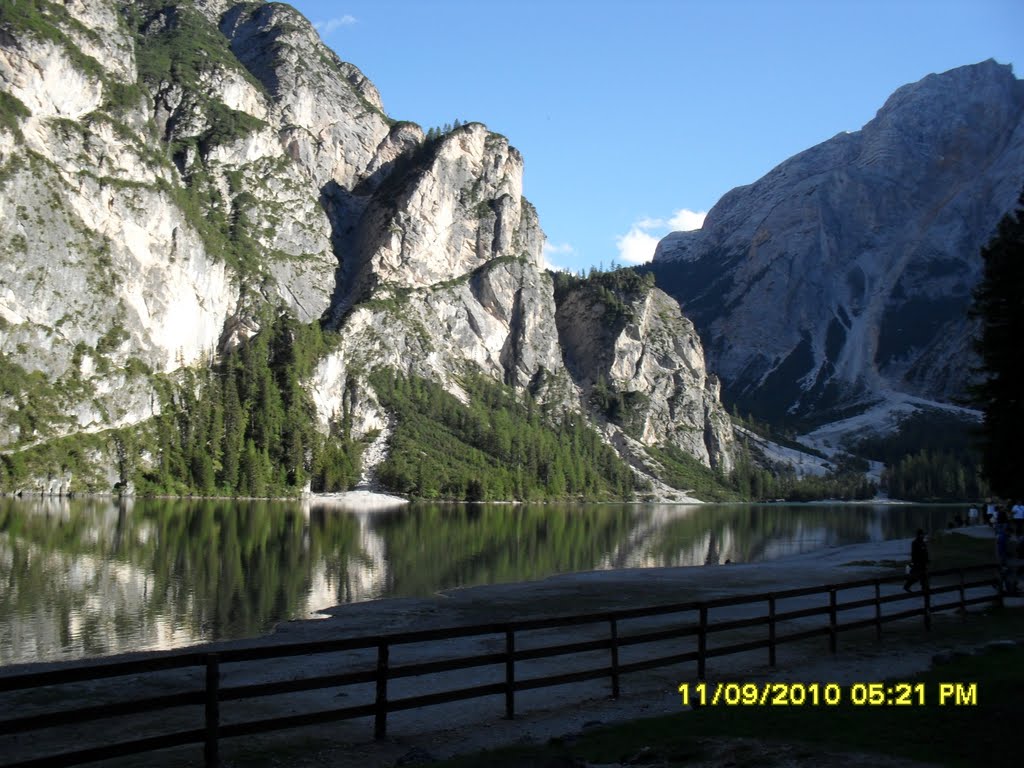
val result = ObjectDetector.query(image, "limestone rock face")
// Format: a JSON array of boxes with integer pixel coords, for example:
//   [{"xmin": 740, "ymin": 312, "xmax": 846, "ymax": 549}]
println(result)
[
  {"xmin": 348, "ymin": 124, "xmax": 539, "ymax": 299},
  {"xmin": 311, "ymin": 256, "xmax": 575, "ymax": 437},
  {"xmin": 221, "ymin": 2, "xmax": 390, "ymax": 192},
  {"xmin": 651, "ymin": 61, "xmax": 1024, "ymax": 423},
  {"xmin": 555, "ymin": 277, "xmax": 734, "ymax": 471}
]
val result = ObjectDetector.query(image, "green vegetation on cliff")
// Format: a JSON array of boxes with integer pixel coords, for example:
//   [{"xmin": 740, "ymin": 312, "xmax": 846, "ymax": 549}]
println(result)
[
  {"xmin": 0, "ymin": 0, "xmax": 106, "ymax": 80},
  {"xmin": 644, "ymin": 442, "xmax": 741, "ymax": 502},
  {"xmin": 0, "ymin": 307, "xmax": 362, "ymax": 497},
  {"xmin": 0, "ymin": 92, "xmax": 30, "ymax": 139},
  {"xmin": 133, "ymin": 308, "xmax": 359, "ymax": 497},
  {"xmin": 128, "ymin": 1, "xmax": 264, "ymax": 94},
  {"xmin": 589, "ymin": 374, "xmax": 650, "ymax": 436},
  {"xmin": 3, "ymin": 314, "xmax": 640, "ymax": 502},
  {"xmin": 371, "ymin": 369, "xmax": 635, "ymax": 501},
  {"xmin": 552, "ymin": 267, "xmax": 656, "ymax": 324},
  {"xmin": 125, "ymin": 2, "xmax": 272, "ymax": 277},
  {"xmin": 0, "ymin": 353, "xmax": 68, "ymax": 446}
]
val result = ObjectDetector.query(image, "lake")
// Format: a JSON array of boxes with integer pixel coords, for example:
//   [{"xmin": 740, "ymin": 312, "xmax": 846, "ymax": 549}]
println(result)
[{"xmin": 0, "ymin": 497, "xmax": 959, "ymax": 666}]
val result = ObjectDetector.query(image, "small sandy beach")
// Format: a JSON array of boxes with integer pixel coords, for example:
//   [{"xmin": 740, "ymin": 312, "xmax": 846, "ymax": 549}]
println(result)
[{"xmin": 303, "ymin": 490, "xmax": 410, "ymax": 510}]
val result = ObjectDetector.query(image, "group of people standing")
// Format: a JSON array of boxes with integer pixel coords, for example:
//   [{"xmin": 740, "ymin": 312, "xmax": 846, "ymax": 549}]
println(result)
[
  {"xmin": 903, "ymin": 500, "xmax": 1024, "ymax": 595},
  {"xmin": 964, "ymin": 500, "xmax": 1024, "ymax": 533},
  {"xmin": 968, "ymin": 501, "xmax": 1024, "ymax": 593},
  {"xmin": 994, "ymin": 516, "xmax": 1024, "ymax": 595}
]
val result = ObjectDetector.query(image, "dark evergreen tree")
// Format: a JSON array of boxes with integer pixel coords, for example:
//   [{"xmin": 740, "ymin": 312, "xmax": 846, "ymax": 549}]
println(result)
[
  {"xmin": 220, "ymin": 366, "xmax": 244, "ymax": 490},
  {"xmin": 971, "ymin": 189, "xmax": 1024, "ymax": 499}
]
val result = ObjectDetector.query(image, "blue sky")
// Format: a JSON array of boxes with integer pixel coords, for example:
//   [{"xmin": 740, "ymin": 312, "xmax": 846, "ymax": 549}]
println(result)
[{"xmin": 286, "ymin": 0, "xmax": 1022, "ymax": 273}]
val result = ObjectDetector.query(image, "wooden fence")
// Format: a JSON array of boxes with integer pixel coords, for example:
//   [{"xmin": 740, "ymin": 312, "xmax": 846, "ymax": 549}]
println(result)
[{"xmin": 0, "ymin": 564, "xmax": 1002, "ymax": 767}]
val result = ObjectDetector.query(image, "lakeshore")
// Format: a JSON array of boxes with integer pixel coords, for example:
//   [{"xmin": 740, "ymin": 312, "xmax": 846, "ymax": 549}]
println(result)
[{"xmin": 1, "ymin": 527, "xmax": 1009, "ymax": 768}]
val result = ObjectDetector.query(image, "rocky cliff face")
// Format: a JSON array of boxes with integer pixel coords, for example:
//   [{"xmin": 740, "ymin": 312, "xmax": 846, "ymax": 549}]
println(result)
[
  {"xmin": 0, "ymin": 0, "xmax": 733, "ymax": 494},
  {"xmin": 651, "ymin": 61, "xmax": 1024, "ymax": 426},
  {"xmin": 0, "ymin": 0, "xmax": 386, "ymax": 445},
  {"xmin": 554, "ymin": 274, "xmax": 733, "ymax": 472}
]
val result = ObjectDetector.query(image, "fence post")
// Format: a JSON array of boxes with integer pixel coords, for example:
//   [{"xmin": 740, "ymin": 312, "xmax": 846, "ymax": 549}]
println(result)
[
  {"xmin": 374, "ymin": 642, "xmax": 390, "ymax": 739},
  {"xmin": 923, "ymin": 575, "xmax": 932, "ymax": 631},
  {"xmin": 697, "ymin": 605, "xmax": 708, "ymax": 679},
  {"xmin": 768, "ymin": 596, "xmax": 776, "ymax": 667},
  {"xmin": 828, "ymin": 588, "xmax": 837, "ymax": 654},
  {"xmin": 609, "ymin": 618, "xmax": 620, "ymax": 698},
  {"xmin": 874, "ymin": 580, "xmax": 882, "ymax": 640},
  {"xmin": 958, "ymin": 569, "xmax": 966, "ymax": 615},
  {"xmin": 505, "ymin": 629, "xmax": 516, "ymax": 719},
  {"xmin": 204, "ymin": 654, "xmax": 220, "ymax": 768}
]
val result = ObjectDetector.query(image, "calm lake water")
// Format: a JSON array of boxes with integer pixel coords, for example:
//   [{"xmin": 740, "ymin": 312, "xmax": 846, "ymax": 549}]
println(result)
[{"xmin": 0, "ymin": 497, "xmax": 958, "ymax": 666}]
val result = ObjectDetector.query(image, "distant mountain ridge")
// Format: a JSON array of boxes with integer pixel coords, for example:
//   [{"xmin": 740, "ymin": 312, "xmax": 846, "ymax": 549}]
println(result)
[{"xmin": 649, "ymin": 60, "xmax": 1024, "ymax": 431}]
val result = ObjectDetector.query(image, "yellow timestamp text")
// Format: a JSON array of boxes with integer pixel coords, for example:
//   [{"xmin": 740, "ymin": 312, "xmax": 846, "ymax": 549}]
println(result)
[{"xmin": 677, "ymin": 681, "xmax": 978, "ymax": 707}]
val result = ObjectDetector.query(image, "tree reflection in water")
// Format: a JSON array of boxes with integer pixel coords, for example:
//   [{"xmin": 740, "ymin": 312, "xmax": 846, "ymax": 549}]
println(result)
[{"xmin": 0, "ymin": 498, "xmax": 954, "ymax": 665}]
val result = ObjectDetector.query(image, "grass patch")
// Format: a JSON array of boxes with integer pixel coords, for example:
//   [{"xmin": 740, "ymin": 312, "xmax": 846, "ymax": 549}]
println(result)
[
  {"xmin": 843, "ymin": 530, "xmax": 997, "ymax": 572},
  {"xmin": 437, "ymin": 611, "xmax": 1024, "ymax": 768},
  {"xmin": 680, "ymin": 644, "xmax": 1020, "ymax": 768},
  {"xmin": 928, "ymin": 529, "xmax": 998, "ymax": 570}
]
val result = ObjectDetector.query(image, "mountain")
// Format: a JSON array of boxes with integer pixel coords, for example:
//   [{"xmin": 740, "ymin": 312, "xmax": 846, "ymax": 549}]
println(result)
[
  {"xmin": 0, "ymin": 0, "xmax": 732, "ymax": 498},
  {"xmin": 648, "ymin": 61, "xmax": 1024, "ymax": 435}
]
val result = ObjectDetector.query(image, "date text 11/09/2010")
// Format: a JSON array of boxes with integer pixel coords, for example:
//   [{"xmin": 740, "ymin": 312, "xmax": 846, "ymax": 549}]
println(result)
[{"xmin": 677, "ymin": 682, "xmax": 978, "ymax": 708}]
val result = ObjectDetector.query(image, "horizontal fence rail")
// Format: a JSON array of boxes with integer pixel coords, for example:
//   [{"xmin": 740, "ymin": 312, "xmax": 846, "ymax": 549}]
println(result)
[{"xmin": 0, "ymin": 564, "xmax": 1003, "ymax": 768}]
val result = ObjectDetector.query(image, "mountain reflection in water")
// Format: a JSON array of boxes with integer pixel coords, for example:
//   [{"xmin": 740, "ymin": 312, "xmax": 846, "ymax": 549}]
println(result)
[{"xmin": 0, "ymin": 497, "xmax": 955, "ymax": 665}]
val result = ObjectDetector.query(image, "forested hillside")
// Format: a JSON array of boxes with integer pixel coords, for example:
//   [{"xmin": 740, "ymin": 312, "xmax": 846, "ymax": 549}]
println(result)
[{"xmin": 371, "ymin": 369, "xmax": 637, "ymax": 501}]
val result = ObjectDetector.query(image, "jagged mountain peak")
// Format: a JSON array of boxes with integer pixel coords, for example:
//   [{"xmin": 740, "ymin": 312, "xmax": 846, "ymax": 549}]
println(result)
[
  {"xmin": 874, "ymin": 59, "xmax": 1018, "ymax": 121},
  {"xmin": 220, "ymin": 1, "xmax": 386, "ymax": 116}
]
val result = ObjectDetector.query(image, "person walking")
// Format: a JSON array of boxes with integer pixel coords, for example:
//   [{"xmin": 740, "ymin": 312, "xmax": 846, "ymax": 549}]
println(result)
[
  {"xmin": 904, "ymin": 529, "xmax": 929, "ymax": 592},
  {"xmin": 996, "ymin": 524, "xmax": 1013, "ymax": 593}
]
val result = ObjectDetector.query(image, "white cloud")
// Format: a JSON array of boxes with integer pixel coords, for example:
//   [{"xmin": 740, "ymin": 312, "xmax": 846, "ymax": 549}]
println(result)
[
  {"xmin": 668, "ymin": 208, "xmax": 707, "ymax": 231},
  {"xmin": 635, "ymin": 216, "xmax": 667, "ymax": 230},
  {"xmin": 615, "ymin": 227, "xmax": 662, "ymax": 265},
  {"xmin": 314, "ymin": 15, "xmax": 356, "ymax": 35},
  {"xmin": 614, "ymin": 207, "xmax": 707, "ymax": 265},
  {"xmin": 541, "ymin": 241, "xmax": 574, "ymax": 271}
]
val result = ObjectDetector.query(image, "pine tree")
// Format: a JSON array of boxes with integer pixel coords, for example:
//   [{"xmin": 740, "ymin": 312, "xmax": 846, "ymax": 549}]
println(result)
[
  {"xmin": 220, "ymin": 367, "xmax": 244, "ymax": 491},
  {"xmin": 971, "ymin": 188, "xmax": 1024, "ymax": 499}
]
